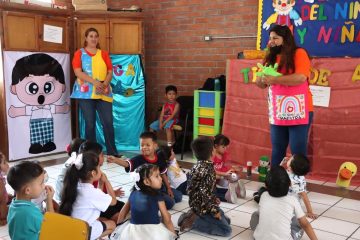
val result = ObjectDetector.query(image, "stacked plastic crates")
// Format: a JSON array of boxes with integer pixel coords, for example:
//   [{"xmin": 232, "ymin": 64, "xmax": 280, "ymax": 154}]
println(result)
[{"xmin": 193, "ymin": 90, "xmax": 225, "ymax": 139}]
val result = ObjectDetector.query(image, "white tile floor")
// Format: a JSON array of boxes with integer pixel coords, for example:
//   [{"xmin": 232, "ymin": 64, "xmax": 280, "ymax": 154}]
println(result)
[{"xmin": 1, "ymin": 158, "xmax": 360, "ymax": 239}]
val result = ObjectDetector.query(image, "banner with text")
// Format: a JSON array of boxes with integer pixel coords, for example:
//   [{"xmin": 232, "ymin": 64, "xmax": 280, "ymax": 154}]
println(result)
[{"xmin": 257, "ymin": 0, "xmax": 360, "ymax": 57}]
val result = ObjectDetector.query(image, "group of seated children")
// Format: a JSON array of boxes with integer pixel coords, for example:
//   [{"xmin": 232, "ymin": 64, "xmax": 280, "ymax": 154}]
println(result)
[{"xmin": 1, "ymin": 128, "xmax": 318, "ymax": 239}]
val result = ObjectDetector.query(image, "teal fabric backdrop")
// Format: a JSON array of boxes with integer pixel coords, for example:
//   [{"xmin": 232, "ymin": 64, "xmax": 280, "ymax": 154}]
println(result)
[{"xmin": 79, "ymin": 55, "xmax": 145, "ymax": 152}]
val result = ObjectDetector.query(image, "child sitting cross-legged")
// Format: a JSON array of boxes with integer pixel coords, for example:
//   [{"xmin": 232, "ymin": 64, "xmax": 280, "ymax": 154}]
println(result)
[
  {"xmin": 110, "ymin": 164, "xmax": 178, "ymax": 240},
  {"xmin": 7, "ymin": 161, "xmax": 55, "ymax": 240},
  {"xmin": 59, "ymin": 152, "xmax": 117, "ymax": 240},
  {"xmin": 212, "ymin": 134, "xmax": 246, "ymax": 203},
  {"xmin": 250, "ymin": 166, "xmax": 318, "ymax": 240},
  {"xmin": 107, "ymin": 131, "xmax": 181, "ymax": 210},
  {"xmin": 178, "ymin": 137, "xmax": 232, "ymax": 237}
]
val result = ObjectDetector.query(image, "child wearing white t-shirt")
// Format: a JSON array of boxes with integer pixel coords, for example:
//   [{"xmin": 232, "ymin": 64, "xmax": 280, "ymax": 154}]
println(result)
[
  {"xmin": 280, "ymin": 154, "xmax": 318, "ymax": 220},
  {"xmin": 160, "ymin": 146, "xmax": 187, "ymax": 195},
  {"xmin": 59, "ymin": 151, "xmax": 117, "ymax": 240},
  {"xmin": 250, "ymin": 167, "xmax": 318, "ymax": 240}
]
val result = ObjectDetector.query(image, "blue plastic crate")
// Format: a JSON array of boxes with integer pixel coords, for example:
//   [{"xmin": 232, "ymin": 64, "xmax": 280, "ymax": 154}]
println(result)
[{"xmin": 199, "ymin": 91, "xmax": 215, "ymax": 108}]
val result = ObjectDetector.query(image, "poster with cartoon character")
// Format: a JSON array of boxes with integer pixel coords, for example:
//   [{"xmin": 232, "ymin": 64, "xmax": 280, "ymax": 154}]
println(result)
[
  {"xmin": 4, "ymin": 52, "xmax": 71, "ymax": 161},
  {"xmin": 257, "ymin": 0, "xmax": 360, "ymax": 57}
]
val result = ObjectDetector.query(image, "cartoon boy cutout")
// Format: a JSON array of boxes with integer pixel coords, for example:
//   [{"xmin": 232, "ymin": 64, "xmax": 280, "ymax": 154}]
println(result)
[{"xmin": 8, "ymin": 53, "xmax": 70, "ymax": 154}]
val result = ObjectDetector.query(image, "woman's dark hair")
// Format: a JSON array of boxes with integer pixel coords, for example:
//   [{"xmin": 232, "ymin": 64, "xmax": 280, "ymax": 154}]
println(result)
[
  {"xmin": 66, "ymin": 138, "xmax": 86, "ymax": 156},
  {"xmin": 59, "ymin": 152, "xmax": 99, "ymax": 216},
  {"xmin": 291, "ymin": 154, "xmax": 310, "ymax": 176},
  {"xmin": 264, "ymin": 25, "xmax": 299, "ymax": 74},
  {"xmin": 7, "ymin": 161, "xmax": 44, "ymax": 192},
  {"xmin": 131, "ymin": 164, "xmax": 160, "ymax": 196},
  {"xmin": 214, "ymin": 134, "xmax": 230, "ymax": 146},
  {"xmin": 83, "ymin": 27, "xmax": 100, "ymax": 49},
  {"xmin": 265, "ymin": 166, "xmax": 290, "ymax": 197},
  {"xmin": 78, "ymin": 140, "xmax": 103, "ymax": 155},
  {"xmin": 12, "ymin": 53, "xmax": 65, "ymax": 85}
]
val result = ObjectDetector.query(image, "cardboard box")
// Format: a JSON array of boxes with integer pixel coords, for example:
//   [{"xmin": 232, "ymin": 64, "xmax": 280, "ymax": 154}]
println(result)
[
  {"xmin": 9, "ymin": 0, "xmax": 54, "ymax": 8},
  {"xmin": 72, "ymin": 0, "xmax": 107, "ymax": 11}
]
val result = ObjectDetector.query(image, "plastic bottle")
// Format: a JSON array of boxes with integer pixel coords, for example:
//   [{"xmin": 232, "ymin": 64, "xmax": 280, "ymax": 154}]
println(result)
[{"xmin": 246, "ymin": 161, "xmax": 252, "ymax": 179}]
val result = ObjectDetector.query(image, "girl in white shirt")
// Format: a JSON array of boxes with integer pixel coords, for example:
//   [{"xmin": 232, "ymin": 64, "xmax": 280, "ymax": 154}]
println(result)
[{"xmin": 59, "ymin": 151, "xmax": 117, "ymax": 240}]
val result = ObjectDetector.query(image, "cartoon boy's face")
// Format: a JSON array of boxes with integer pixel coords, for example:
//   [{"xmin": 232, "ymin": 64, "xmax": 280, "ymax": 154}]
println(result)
[
  {"xmin": 11, "ymin": 74, "xmax": 65, "ymax": 106},
  {"xmin": 273, "ymin": 0, "xmax": 295, "ymax": 12}
]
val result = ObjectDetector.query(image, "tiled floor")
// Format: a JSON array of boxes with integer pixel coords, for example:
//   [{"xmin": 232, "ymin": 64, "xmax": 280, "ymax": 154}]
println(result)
[{"xmin": 1, "ymin": 153, "xmax": 360, "ymax": 239}]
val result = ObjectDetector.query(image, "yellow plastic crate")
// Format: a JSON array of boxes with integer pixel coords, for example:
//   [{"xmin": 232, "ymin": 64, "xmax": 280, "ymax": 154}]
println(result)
[
  {"xmin": 199, "ymin": 108, "xmax": 215, "ymax": 117},
  {"xmin": 199, "ymin": 125, "xmax": 215, "ymax": 135}
]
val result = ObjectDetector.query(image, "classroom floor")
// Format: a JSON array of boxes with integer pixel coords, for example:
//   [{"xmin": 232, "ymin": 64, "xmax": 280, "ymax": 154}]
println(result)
[{"xmin": 1, "ymin": 153, "xmax": 360, "ymax": 240}]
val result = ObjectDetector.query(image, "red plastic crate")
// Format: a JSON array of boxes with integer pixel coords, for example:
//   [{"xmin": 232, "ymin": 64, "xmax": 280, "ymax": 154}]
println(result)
[{"xmin": 199, "ymin": 118, "xmax": 214, "ymax": 126}]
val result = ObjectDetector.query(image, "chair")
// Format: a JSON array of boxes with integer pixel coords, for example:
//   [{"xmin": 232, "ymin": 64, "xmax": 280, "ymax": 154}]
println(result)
[
  {"xmin": 39, "ymin": 212, "xmax": 90, "ymax": 240},
  {"xmin": 173, "ymin": 96, "xmax": 194, "ymax": 160}
]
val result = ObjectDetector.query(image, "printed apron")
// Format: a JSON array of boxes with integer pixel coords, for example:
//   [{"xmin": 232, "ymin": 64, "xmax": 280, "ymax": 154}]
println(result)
[{"xmin": 268, "ymin": 81, "xmax": 309, "ymax": 126}]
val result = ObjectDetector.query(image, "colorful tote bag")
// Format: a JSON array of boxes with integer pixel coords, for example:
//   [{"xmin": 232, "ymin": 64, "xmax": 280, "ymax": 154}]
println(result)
[{"xmin": 268, "ymin": 82, "xmax": 309, "ymax": 126}]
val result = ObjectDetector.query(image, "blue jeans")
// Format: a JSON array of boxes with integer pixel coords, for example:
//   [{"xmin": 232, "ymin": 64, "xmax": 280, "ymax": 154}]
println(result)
[
  {"xmin": 193, "ymin": 209, "xmax": 232, "ymax": 237},
  {"xmin": 176, "ymin": 181, "xmax": 188, "ymax": 195},
  {"xmin": 161, "ymin": 185, "xmax": 182, "ymax": 209},
  {"xmin": 78, "ymin": 99, "xmax": 117, "ymax": 155},
  {"xmin": 270, "ymin": 112, "xmax": 313, "ymax": 166}
]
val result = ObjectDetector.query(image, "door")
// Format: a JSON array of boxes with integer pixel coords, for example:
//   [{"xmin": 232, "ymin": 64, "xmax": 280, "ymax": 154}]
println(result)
[
  {"xmin": 3, "ymin": 12, "xmax": 38, "ymax": 51},
  {"xmin": 110, "ymin": 20, "xmax": 142, "ymax": 54}
]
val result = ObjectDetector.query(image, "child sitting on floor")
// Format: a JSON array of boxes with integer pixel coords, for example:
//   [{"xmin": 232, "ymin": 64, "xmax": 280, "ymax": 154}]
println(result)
[
  {"xmin": 149, "ymin": 85, "xmax": 180, "ymax": 147},
  {"xmin": 212, "ymin": 134, "xmax": 246, "ymax": 203},
  {"xmin": 111, "ymin": 164, "xmax": 177, "ymax": 240},
  {"xmin": 7, "ymin": 161, "xmax": 55, "ymax": 240},
  {"xmin": 0, "ymin": 152, "xmax": 10, "ymax": 225},
  {"xmin": 280, "ymin": 154, "xmax": 318, "ymax": 219},
  {"xmin": 178, "ymin": 137, "xmax": 232, "ymax": 237},
  {"xmin": 160, "ymin": 146, "xmax": 187, "ymax": 195},
  {"xmin": 79, "ymin": 141, "xmax": 125, "ymax": 221},
  {"xmin": 55, "ymin": 138, "xmax": 86, "ymax": 203},
  {"xmin": 108, "ymin": 132, "xmax": 181, "ymax": 209},
  {"xmin": 59, "ymin": 152, "xmax": 117, "ymax": 240},
  {"xmin": 250, "ymin": 166, "xmax": 318, "ymax": 240}
]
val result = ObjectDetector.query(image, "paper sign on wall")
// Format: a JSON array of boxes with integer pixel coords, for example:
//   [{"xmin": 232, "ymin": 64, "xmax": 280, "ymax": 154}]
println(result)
[
  {"xmin": 43, "ymin": 24, "xmax": 63, "ymax": 44},
  {"xmin": 309, "ymin": 85, "xmax": 331, "ymax": 107}
]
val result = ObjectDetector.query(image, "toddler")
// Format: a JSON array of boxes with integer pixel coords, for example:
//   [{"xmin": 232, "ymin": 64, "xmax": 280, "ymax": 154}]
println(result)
[
  {"xmin": 160, "ymin": 146, "xmax": 187, "ymax": 195},
  {"xmin": 111, "ymin": 164, "xmax": 177, "ymax": 240},
  {"xmin": 178, "ymin": 137, "xmax": 232, "ymax": 237},
  {"xmin": 108, "ymin": 132, "xmax": 181, "ymax": 209},
  {"xmin": 281, "ymin": 154, "xmax": 318, "ymax": 219},
  {"xmin": 54, "ymin": 138, "xmax": 86, "ymax": 203},
  {"xmin": 59, "ymin": 152, "xmax": 117, "ymax": 240},
  {"xmin": 7, "ymin": 161, "xmax": 55, "ymax": 240},
  {"xmin": 212, "ymin": 134, "xmax": 246, "ymax": 203},
  {"xmin": 250, "ymin": 167, "xmax": 318, "ymax": 240}
]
